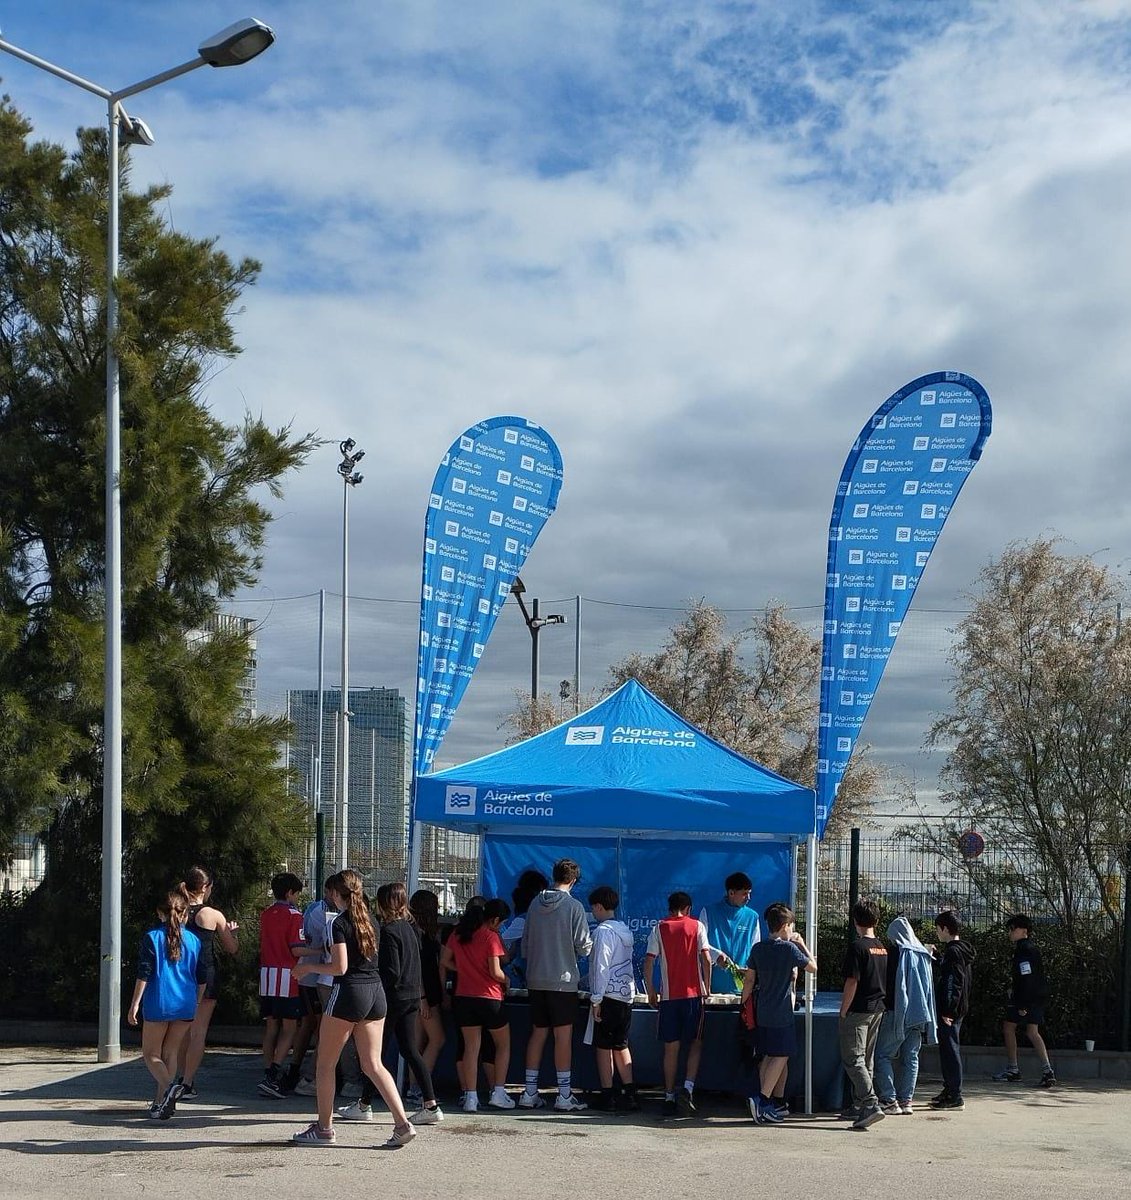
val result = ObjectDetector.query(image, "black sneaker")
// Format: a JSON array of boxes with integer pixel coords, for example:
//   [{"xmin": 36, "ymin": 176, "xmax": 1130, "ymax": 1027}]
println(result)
[
  {"xmin": 618, "ymin": 1089, "xmax": 641, "ymax": 1113},
  {"xmin": 851, "ymin": 1104, "xmax": 886, "ymax": 1131},
  {"xmin": 933, "ymin": 1095, "xmax": 965, "ymax": 1110},
  {"xmin": 156, "ymin": 1082, "xmax": 180, "ymax": 1120},
  {"xmin": 592, "ymin": 1090, "xmax": 617, "ymax": 1112},
  {"xmin": 180, "ymin": 1082, "xmax": 197, "ymax": 1100},
  {"xmin": 676, "ymin": 1087, "xmax": 696, "ymax": 1116},
  {"xmin": 992, "ymin": 1067, "xmax": 1021, "ymax": 1083},
  {"xmin": 258, "ymin": 1076, "xmax": 287, "ymax": 1099},
  {"xmin": 279, "ymin": 1065, "xmax": 301, "ymax": 1094},
  {"xmin": 928, "ymin": 1089, "xmax": 949, "ymax": 1106},
  {"xmin": 662, "ymin": 1097, "xmax": 678, "ymax": 1119},
  {"xmin": 1039, "ymin": 1068, "xmax": 1057, "ymax": 1089}
]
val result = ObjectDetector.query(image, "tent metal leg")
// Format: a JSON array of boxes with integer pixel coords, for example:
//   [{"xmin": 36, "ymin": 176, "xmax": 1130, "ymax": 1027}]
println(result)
[{"xmin": 804, "ymin": 832, "xmax": 818, "ymax": 1116}]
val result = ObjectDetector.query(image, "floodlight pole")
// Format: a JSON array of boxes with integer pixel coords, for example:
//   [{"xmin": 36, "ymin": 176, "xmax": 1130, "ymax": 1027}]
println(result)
[{"xmin": 0, "ymin": 19, "xmax": 275, "ymax": 1065}]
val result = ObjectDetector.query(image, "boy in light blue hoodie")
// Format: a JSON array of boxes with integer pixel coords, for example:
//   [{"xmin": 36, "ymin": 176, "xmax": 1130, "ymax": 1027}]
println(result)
[{"xmin": 875, "ymin": 916, "xmax": 938, "ymax": 1115}]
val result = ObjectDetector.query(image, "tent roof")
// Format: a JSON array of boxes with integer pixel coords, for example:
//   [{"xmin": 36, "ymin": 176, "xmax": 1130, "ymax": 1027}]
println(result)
[{"xmin": 414, "ymin": 679, "xmax": 815, "ymax": 837}]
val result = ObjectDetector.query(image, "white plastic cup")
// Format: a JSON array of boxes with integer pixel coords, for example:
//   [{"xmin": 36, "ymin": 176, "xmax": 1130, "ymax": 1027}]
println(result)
[{"xmin": 1084, "ymin": 1039, "xmax": 1096, "ymax": 1052}]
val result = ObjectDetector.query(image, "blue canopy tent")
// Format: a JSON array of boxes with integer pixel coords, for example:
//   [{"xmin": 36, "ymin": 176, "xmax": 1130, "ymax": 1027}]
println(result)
[{"xmin": 412, "ymin": 679, "xmax": 815, "ymax": 959}]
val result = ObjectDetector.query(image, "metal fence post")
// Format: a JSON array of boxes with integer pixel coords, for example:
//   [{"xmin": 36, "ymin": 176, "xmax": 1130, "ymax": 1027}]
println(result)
[
  {"xmin": 1122, "ymin": 841, "xmax": 1131, "ymax": 1051},
  {"xmin": 848, "ymin": 827, "xmax": 861, "ymax": 923}
]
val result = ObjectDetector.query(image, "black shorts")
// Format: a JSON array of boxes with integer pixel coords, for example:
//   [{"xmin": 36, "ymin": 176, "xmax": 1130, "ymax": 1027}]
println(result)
[
  {"xmin": 259, "ymin": 995, "xmax": 304, "ymax": 1021},
  {"xmin": 325, "ymin": 979, "xmax": 387, "ymax": 1024},
  {"xmin": 1005, "ymin": 1004, "xmax": 1044, "ymax": 1028},
  {"xmin": 300, "ymin": 985, "xmax": 322, "ymax": 1017},
  {"xmin": 529, "ymin": 989, "xmax": 579, "ymax": 1029},
  {"xmin": 593, "ymin": 997, "xmax": 632, "ymax": 1050},
  {"xmin": 453, "ymin": 996, "xmax": 508, "ymax": 1030},
  {"xmin": 200, "ymin": 968, "xmax": 219, "ymax": 1003}
]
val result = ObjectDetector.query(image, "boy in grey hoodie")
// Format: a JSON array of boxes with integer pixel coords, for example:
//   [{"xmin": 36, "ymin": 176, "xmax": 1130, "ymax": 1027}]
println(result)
[
  {"xmin": 585, "ymin": 885, "xmax": 639, "ymax": 1112},
  {"xmin": 520, "ymin": 859, "xmax": 594, "ymax": 1111},
  {"xmin": 874, "ymin": 916, "xmax": 937, "ymax": 1115}
]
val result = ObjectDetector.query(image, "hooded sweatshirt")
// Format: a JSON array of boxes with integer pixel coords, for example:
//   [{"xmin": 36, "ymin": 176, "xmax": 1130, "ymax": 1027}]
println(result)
[
  {"xmin": 588, "ymin": 919, "xmax": 635, "ymax": 1004},
  {"xmin": 935, "ymin": 937, "xmax": 976, "ymax": 1021},
  {"xmin": 885, "ymin": 917, "xmax": 938, "ymax": 1046},
  {"xmin": 522, "ymin": 888, "xmax": 593, "ymax": 993}
]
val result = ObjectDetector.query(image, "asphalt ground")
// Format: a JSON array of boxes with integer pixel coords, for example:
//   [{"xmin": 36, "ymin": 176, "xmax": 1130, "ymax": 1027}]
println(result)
[{"xmin": 2, "ymin": 1045, "xmax": 1129, "ymax": 1199}]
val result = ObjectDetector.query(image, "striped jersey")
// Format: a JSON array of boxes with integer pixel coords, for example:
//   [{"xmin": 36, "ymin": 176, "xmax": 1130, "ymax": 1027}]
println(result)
[
  {"xmin": 259, "ymin": 901, "xmax": 304, "ymax": 997},
  {"xmin": 645, "ymin": 915, "xmax": 709, "ymax": 1000}
]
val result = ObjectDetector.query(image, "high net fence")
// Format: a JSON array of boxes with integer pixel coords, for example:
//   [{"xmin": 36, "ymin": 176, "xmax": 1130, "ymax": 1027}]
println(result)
[
  {"xmin": 4, "ymin": 590, "xmax": 968, "ymax": 904},
  {"xmin": 219, "ymin": 589, "xmax": 968, "ymax": 906}
]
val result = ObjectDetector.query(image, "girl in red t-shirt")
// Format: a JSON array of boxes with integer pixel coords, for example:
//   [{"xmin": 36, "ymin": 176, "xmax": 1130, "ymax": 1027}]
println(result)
[{"xmin": 440, "ymin": 898, "xmax": 513, "ymax": 1112}]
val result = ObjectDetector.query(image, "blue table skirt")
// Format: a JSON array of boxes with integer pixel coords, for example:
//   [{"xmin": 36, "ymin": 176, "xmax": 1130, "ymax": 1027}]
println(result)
[{"xmin": 411, "ymin": 991, "xmax": 845, "ymax": 1111}]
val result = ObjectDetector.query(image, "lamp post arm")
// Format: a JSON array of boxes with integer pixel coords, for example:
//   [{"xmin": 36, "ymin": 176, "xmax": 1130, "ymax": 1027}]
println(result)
[
  {"xmin": 0, "ymin": 37, "xmax": 111, "ymax": 98},
  {"xmin": 511, "ymin": 587, "xmax": 535, "ymax": 635},
  {"xmin": 113, "ymin": 57, "xmax": 206, "ymax": 102}
]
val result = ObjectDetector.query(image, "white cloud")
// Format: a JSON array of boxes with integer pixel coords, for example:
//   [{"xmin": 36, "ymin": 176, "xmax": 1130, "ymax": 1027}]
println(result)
[{"xmin": 8, "ymin": 0, "xmax": 1131, "ymax": 789}]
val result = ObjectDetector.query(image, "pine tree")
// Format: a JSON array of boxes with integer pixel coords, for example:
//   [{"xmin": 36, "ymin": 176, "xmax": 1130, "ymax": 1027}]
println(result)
[{"xmin": 0, "ymin": 97, "xmax": 317, "ymax": 1014}]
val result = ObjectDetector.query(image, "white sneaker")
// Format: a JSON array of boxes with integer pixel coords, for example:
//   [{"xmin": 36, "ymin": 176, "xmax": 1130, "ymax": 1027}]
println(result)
[
  {"xmin": 461, "ymin": 1093, "xmax": 479, "ymax": 1113},
  {"xmin": 518, "ymin": 1090, "xmax": 545, "ymax": 1109},
  {"xmin": 383, "ymin": 1122, "xmax": 416, "ymax": 1148},
  {"xmin": 336, "ymin": 1101, "xmax": 374, "ymax": 1122},
  {"xmin": 899, "ymin": 1101, "xmax": 915, "ymax": 1115},
  {"xmin": 410, "ymin": 1104, "xmax": 444, "ymax": 1125},
  {"xmin": 294, "ymin": 1078, "xmax": 317, "ymax": 1097},
  {"xmin": 489, "ymin": 1087, "xmax": 516, "ymax": 1109},
  {"xmin": 554, "ymin": 1093, "xmax": 588, "ymax": 1112}
]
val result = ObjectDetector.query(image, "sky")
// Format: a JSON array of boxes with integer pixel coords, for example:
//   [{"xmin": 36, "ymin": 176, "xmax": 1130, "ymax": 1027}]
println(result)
[{"xmin": 4, "ymin": 0, "xmax": 1131, "ymax": 819}]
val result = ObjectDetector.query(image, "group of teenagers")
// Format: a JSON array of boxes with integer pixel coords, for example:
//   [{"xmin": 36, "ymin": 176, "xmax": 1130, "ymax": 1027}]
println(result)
[
  {"xmin": 129, "ymin": 859, "xmax": 1055, "ymax": 1143},
  {"xmin": 836, "ymin": 899, "xmax": 1056, "ymax": 1131}
]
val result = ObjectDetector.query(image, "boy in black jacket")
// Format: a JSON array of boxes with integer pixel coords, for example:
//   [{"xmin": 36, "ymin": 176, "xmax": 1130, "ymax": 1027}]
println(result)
[
  {"xmin": 993, "ymin": 914, "xmax": 1055, "ymax": 1088},
  {"xmin": 929, "ymin": 910, "xmax": 976, "ymax": 1111}
]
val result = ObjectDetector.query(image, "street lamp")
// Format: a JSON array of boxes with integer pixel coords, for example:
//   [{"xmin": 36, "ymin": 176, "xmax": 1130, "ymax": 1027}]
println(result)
[
  {"xmin": 510, "ymin": 577, "xmax": 567, "ymax": 702},
  {"xmin": 337, "ymin": 438, "xmax": 365, "ymax": 871},
  {"xmin": 0, "ymin": 17, "xmax": 276, "ymax": 1065}
]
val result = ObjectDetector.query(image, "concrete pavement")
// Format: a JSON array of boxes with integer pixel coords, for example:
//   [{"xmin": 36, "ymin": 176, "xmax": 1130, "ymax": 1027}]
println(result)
[{"xmin": 2, "ymin": 1045, "xmax": 1129, "ymax": 1199}]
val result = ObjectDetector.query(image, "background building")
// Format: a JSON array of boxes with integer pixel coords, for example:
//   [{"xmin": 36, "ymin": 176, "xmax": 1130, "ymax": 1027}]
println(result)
[{"xmin": 287, "ymin": 685, "xmax": 410, "ymax": 880}]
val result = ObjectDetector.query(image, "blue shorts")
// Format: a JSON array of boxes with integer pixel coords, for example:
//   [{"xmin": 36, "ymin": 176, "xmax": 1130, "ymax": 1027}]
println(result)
[
  {"xmin": 657, "ymin": 997, "xmax": 703, "ymax": 1044},
  {"xmin": 754, "ymin": 1023, "xmax": 797, "ymax": 1058}
]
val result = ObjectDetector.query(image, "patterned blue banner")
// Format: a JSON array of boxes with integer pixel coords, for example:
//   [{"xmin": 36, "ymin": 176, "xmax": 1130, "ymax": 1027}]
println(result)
[
  {"xmin": 816, "ymin": 372, "xmax": 991, "ymax": 837},
  {"xmin": 414, "ymin": 417, "xmax": 563, "ymax": 777}
]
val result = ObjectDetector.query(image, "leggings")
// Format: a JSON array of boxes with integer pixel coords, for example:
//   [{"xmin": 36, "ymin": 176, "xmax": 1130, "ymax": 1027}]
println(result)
[{"xmin": 361, "ymin": 1003, "xmax": 435, "ymax": 1105}]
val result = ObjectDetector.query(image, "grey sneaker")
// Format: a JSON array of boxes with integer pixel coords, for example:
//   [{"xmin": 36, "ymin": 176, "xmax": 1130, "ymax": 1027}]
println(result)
[
  {"xmin": 292, "ymin": 1121, "xmax": 336, "ymax": 1145},
  {"xmin": 518, "ymin": 1090, "xmax": 545, "ymax": 1109},
  {"xmin": 851, "ymin": 1104, "xmax": 886, "ymax": 1131},
  {"xmin": 899, "ymin": 1100, "xmax": 914, "ymax": 1115},
  {"xmin": 383, "ymin": 1122, "xmax": 417, "ymax": 1148},
  {"xmin": 880, "ymin": 1100, "xmax": 902, "ymax": 1116},
  {"xmin": 992, "ymin": 1067, "xmax": 1021, "ymax": 1083},
  {"xmin": 1039, "ymin": 1068, "xmax": 1057, "ymax": 1089},
  {"xmin": 553, "ymin": 1092, "xmax": 588, "ymax": 1112}
]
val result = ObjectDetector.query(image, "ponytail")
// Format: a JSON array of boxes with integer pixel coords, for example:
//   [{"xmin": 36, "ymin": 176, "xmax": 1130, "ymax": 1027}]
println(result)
[
  {"xmin": 158, "ymin": 889, "xmax": 191, "ymax": 962},
  {"xmin": 328, "ymin": 869, "xmax": 376, "ymax": 960},
  {"xmin": 455, "ymin": 896, "xmax": 509, "ymax": 944}
]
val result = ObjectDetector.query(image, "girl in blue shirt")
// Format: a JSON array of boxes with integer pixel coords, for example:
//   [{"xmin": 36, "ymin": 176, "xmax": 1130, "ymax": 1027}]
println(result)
[{"xmin": 127, "ymin": 888, "xmax": 202, "ymax": 1119}]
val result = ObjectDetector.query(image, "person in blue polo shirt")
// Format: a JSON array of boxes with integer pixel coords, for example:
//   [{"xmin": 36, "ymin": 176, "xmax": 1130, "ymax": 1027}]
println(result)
[{"xmin": 699, "ymin": 872, "xmax": 761, "ymax": 994}]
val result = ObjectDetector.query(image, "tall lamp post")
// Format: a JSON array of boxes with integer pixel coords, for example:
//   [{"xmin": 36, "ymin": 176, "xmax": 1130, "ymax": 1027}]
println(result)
[
  {"xmin": 337, "ymin": 438, "xmax": 365, "ymax": 870},
  {"xmin": 0, "ymin": 17, "xmax": 276, "ymax": 1065},
  {"xmin": 510, "ymin": 577, "xmax": 567, "ymax": 702}
]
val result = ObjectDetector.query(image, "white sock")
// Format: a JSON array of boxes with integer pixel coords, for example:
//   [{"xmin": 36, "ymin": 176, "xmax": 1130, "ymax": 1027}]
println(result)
[
  {"xmin": 524, "ymin": 1069, "xmax": 539, "ymax": 1095},
  {"xmin": 556, "ymin": 1070, "xmax": 571, "ymax": 1098},
  {"xmin": 683, "ymin": 1079, "xmax": 695, "ymax": 1094}
]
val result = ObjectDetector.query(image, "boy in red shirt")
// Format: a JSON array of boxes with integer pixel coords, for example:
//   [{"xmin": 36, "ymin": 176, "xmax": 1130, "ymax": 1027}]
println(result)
[
  {"xmin": 258, "ymin": 871, "xmax": 305, "ymax": 1097},
  {"xmin": 643, "ymin": 891, "xmax": 711, "ymax": 1118}
]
